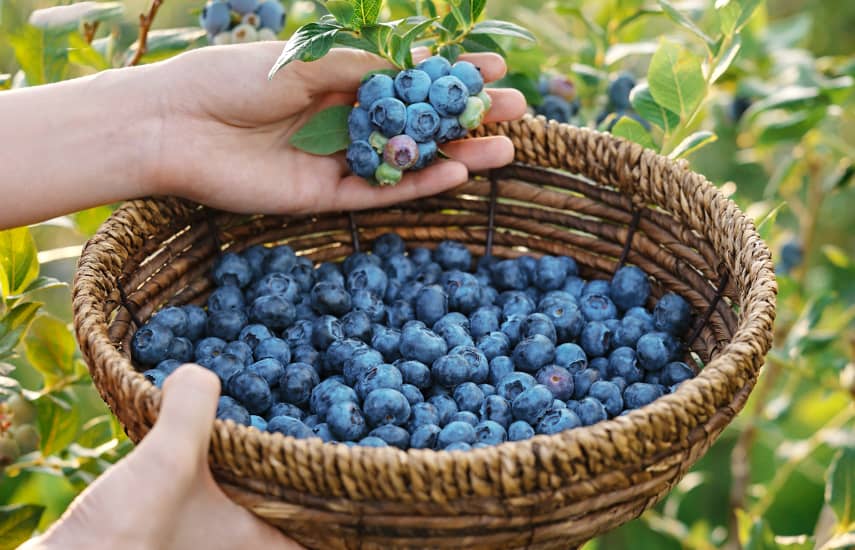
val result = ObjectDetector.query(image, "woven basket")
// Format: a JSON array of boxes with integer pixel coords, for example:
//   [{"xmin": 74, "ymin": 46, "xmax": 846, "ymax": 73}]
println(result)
[{"xmin": 72, "ymin": 115, "xmax": 776, "ymax": 549}]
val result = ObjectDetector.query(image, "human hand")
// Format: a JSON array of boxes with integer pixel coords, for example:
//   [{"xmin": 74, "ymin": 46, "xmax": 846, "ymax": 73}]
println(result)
[
  {"xmin": 152, "ymin": 43, "xmax": 527, "ymax": 214},
  {"xmin": 22, "ymin": 365, "xmax": 301, "ymax": 550}
]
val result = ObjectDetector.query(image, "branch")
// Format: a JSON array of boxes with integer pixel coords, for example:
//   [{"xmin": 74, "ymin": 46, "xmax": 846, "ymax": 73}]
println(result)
[
  {"xmin": 125, "ymin": 0, "xmax": 165, "ymax": 67},
  {"xmin": 82, "ymin": 21, "xmax": 99, "ymax": 44}
]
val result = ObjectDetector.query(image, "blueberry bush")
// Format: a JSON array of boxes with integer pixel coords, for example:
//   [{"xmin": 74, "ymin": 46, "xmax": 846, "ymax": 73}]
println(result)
[{"xmin": 0, "ymin": 0, "xmax": 853, "ymax": 548}]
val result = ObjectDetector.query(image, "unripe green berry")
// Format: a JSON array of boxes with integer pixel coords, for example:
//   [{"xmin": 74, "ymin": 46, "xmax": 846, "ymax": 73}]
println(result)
[
  {"xmin": 374, "ymin": 163, "xmax": 402, "ymax": 187},
  {"xmin": 477, "ymin": 90, "xmax": 492, "ymax": 112},
  {"xmin": 0, "ymin": 435, "xmax": 20, "ymax": 467},
  {"xmin": 841, "ymin": 362, "xmax": 855, "ymax": 398},
  {"xmin": 12, "ymin": 424, "xmax": 39, "ymax": 454},
  {"xmin": 458, "ymin": 96, "xmax": 486, "ymax": 130},
  {"xmin": 369, "ymin": 131, "xmax": 388, "ymax": 153},
  {"xmin": 258, "ymin": 28, "xmax": 277, "ymax": 41},
  {"xmin": 231, "ymin": 23, "xmax": 258, "ymax": 43},
  {"xmin": 7, "ymin": 394, "xmax": 36, "ymax": 425}
]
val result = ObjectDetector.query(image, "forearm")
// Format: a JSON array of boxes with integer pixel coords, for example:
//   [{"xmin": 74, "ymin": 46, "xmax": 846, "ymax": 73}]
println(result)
[{"xmin": 0, "ymin": 65, "xmax": 166, "ymax": 229}]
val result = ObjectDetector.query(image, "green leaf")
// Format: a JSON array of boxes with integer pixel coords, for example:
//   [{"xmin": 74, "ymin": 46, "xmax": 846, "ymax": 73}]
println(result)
[
  {"xmin": 709, "ymin": 36, "xmax": 741, "ymax": 84},
  {"xmin": 735, "ymin": 509, "xmax": 778, "ymax": 550},
  {"xmin": 823, "ymin": 160, "xmax": 854, "ymax": 193},
  {"xmin": 656, "ymin": 0, "xmax": 715, "ymax": 48},
  {"xmin": 269, "ymin": 23, "xmax": 342, "ymax": 78},
  {"xmin": 822, "ymin": 245, "xmax": 851, "ymax": 268},
  {"xmin": 289, "ymin": 105, "xmax": 353, "ymax": 155},
  {"xmin": 67, "ymin": 32, "xmax": 109, "ymax": 71},
  {"xmin": 0, "ymin": 301, "xmax": 42, "ymax": 359},
  {"xmin": 755, "ymin": 108, "xmax": 827, "ymax": 145},
  {"xmin": 472, "ymin": 0, "xmax": 487, "ymax": 20},
  {"xmin": 611, "ymin": 117, "xmax": 657, "ymax": 150},
  {"xmin": 397, "ymin": 16, "xmax": 438, "ymax": 66},
  {"xmin": 72, "ymin": 205, "xmax": 114, "ymax": 237},
  {"xmin": 21, "ymin": 276, "xmax": 65, "ymax": 296},
  {"xmin": 493, "ymin": 72, "xmax": 542, "ymax": 105},
  {"xmin": 326, "ymin": 0, "xmax": 355, "ymax": 27},
  {"xmin": 469, "ymin": 20, "xmax": 535, "ymax": 42},
  {"xmin": 0, "ymin": 504, "xmax": 45, "ymax": 550},
  {"xmin": 351, "ymin": 0, "xmax": 382, "ymax": 28},
  {"xmin": 669, "ymin": 131, "xmax": 717, "ymax": 159},
  {"xmin": 126, "ymin": 27, "xmax": 206, "ymax": 64},
  {"xmin": 735, "ymin": 0, "xmax": 763, "ymax": 30},
  {"xmin": 821, "ymin": 532, "xmax": 855, "ymax": 550},
  {"xmin": 826, "ymin": 447, "xmax": 854, "ymax": 529},
  {"xmin": 647, "ymin": 39, "xmax": 706, "ymax": 119},
  {"xmin": 461, "ymin": 34, "xmax": 505, "ymax": 55},
  {"xmin": 0, "ymin": 227, "xmax": 39, "ymax": 298},
  {"xmin": 755, "ymin": 202, "xmax": 786, "ymax": 242},
  {"xmin": 28, "ymin": 1, "xmax": 124, "ymax": 33},
  {"xmin": 334, "ymin": 31, "xmax": 381, "ymax": 55},
  {"xmin": 24, "ymin": 315, "xmax": 76, "ymax": 383},
  {"xmin": 35, "ymin": 393, "xmax": 80, "ymax": 456},
  {"xmin": 448, "ymin": 0, "xmax": 470, "ymax": 28},
  {"xmin": 717, "ymin": 0, "xmax": 740, "ymax": 35},
  {"xmin": 745, "ymin": 86, "xmax": 825, "ymax": 121},
  {"xmin": 604, "ymin": 42, "xmax": 658, "ymax": 66},
  {"xmin": 630, "ymin": 83, "xmax": 680, "ymax": 132},
  {"xmin": 7, "ymin": 24, "xmax": 69, "ymax": 85}
]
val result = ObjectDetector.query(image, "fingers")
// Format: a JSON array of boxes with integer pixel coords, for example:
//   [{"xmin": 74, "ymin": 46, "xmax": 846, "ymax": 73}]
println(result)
[
  {"xmin": 440, "ymin": 136, "xmax": 516, "ymax": 172},
  {"xmin": 483, "ymin": 88, "xmax": 527, "ymax": 123},
  {"xmin": 149, "ymin": 364, "xmax": 221, "ymax": 462},
  {"xmin": 285, "ymin": 48, "xmax": 392, "ymax": 96},
  {"xmin": 336, "ymin": 160, "xmax": 469, "ymax": 210}
]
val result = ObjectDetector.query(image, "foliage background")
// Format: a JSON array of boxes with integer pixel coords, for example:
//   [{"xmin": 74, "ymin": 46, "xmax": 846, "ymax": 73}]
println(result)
[{"xmin": 0, "ymin": 0, "xmax": 853, "ymax": 548}]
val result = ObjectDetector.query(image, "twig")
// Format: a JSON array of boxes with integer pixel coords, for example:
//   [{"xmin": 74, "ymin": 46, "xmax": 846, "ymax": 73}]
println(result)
[
  {"xmin": 82, "ymin": 21, "xmax": 100, "ymax": 44},
  {"xmin": 126, "ymin": 0, "xmax": 165, "ymax": 67}
]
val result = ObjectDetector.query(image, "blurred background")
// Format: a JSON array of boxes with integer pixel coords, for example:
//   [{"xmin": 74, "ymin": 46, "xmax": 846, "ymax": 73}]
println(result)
[{"xmin": 0, "ymin": 0, "xmax": 853, "ymax": 548}]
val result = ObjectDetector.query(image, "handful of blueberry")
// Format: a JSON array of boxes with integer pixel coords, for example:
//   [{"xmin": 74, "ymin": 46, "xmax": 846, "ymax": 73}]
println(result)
[
  {"xmin": 346, "ymin": 56, "xmax": 492, "ymax": 186},
  {"xmin": 132, "ymin": 235, "xmax": 697, "ymax": 451},
  {"xmin": 199, "ymin": 0, "xmax": 285, "ymax": 45}
]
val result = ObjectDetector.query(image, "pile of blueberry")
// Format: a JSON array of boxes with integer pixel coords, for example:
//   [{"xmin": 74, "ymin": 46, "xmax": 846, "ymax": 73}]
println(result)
[
  {"xmin": 132, "ymin": 235, "xmax": 697, "ymax": 451},
  {"xmin": 0, "ymin": 394, "xmax": 40, "ymax": 467},
  {"xmin": 346, "ymin": 56, "xmax": 493, "ymax": 186},
  {"xmin": 199, "ymin": 0, "xmax": 285, "ymax": 45}
]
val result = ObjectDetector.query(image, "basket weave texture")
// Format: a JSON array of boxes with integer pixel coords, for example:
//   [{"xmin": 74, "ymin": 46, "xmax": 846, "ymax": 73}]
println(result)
[{"xmin": 71, "ymin": 116, "xmax": 776, "ymax": 549}]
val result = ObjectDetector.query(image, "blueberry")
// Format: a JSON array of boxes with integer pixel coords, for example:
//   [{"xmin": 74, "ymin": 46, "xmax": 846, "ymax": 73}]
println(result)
[
  {"xmin": 554, "ymin": 343, "xmax": 587, "ymax": 371},
  {"xmin": 248, "ymin": 358, "xmax": 286, "ymax": 387},
  {"xmin": 436, "ymin": 323, "xmax": 473, "ymax": 349},
  {"xmin": 590, "ymin": 357, "xmax": 609, "ymax": 378},
  {"xmin": 326, "ymin": 401, "xmax": 367, "ymax": 441},
  {"xmin": 636, "ymin": 332, "xmax": 675, "ymax": 371},
  {"xmin": 355, "ymin": 436, "xmax": 385, "ymax": 447},
  {"xmin": 495, "ymin": 372, "xmax": 535, "ymax": 402},
  {"xmin": 477, "ymin": 331, "xmax": 510, "ymax": 360},
  {"xmin": 429, "ymin": 75, "xmax": 469, "ymax": 116},
  {"xmin": 133, "ymin": 323, "xmax": 174, "ymax": 366},
  {"xmin": 500, "ymin": 315, "xmax": 524, "ymax": 347},
  {"xmin": 348, "ymin": 107, "xmax": 373, "ymax": 142},
  {"xmin": 574, "ymin": 397, "xmax": 607, "ymax": 425},
  {"xmin": 268, "ymin": 402, "xmax": 305, "ymax": 421},
  {"xmin": 308, "ymin": 282, "xmax": 350, "ymax": 317},
  {"xmin": 408, "ymin": 247, "xmax": 432, "ymax": 265},
  {"xmin": 580, "ymin": 294, "xmax": 619, "ymax": 322},
  {"xmin": 536, "ymin": 408, "xmax": 582, "ymax": 435},
  {"xmin": 433, "ymin": 241, "xmax": 472, "ymax": 271},
  {"xmin": 416, "ymin": 55, "xmax": 451, "ymax": 81},
  {"xmin": 491, "ymin": 260, "xmax": 528, "ymax": 290},
  {"xmin": 449, "ymin": 345, "xmax": 489, "ymax": 384},
  {"xmin": 252, "ymin": 272, "xmax": 300, "ymax": 302},
  {"xmin": 223, "ymin": 341, "xmax": 253, "ymax": 366},
  {"xmin": 437, "ymin": 421, "xmax": 476, "ymax": 448},
  {"xmin": 508, "ymin": 420, "xmax": 535, "ymax": 441},
  {"xmin": 412, "ymin": 140, "xmax": 439, "ymax": 170},
  {"xmin": 150, "ymin": 307, "xmax": 190, "ymax": 338},
  {"xmin": 279, "ymin": 362, "xmax": 320, "ymax": 407},
  {"xmin": 311, "ymin": 315, "xmax": 343, "ymax": 350},
  {"xmin": 436, "ymin": 116, "xmax": 467, "ymax": 143},
  {"xmin": 209, "ymin": 353, "xmax": 244, "ymax": 388},
  {"xmin": 432, "ymin": 353, "xmax": 470, "ymax": 388},
  {"xmin": 250, "ymin": 415, "xmax": 268, "ymax": 431},
  {"xmin": 427, "ymin": 393, "xmax": 458, "ymax": 426},
  {"xmin": 260, "ymin": 246, "xmax": 297, "ymax": 276},
  {"xmin": 458, "ymin": 95, "xmax": 486, "ymax": 129},
  {"xmin": 479, "ymin": 286, "xmax": 499, "ymax": 307},
  {"xmin": 268, "ymin": 415, "xmax": 314, "ymax": 439},
  {"xmin": 341, "ymin": 310, "xmax": 372, "ymax": 343},
  {"xmin": 216, "ymin": 396, "xmax": 250, "ymax": 425},
  {"xmin": 356, "ymin": 364, "xmax": 403, "ymax": 401},
  {"xmin": 156, "ymin": 359, "xmax": 182, "ymax": 376},
  {"xmin": 397, "ymin": 360, "xmax": 432, "ymax": 390},
  {"xmin": 414, "ymin": 262, "xmax": 443, "ymax": 285},
  {"xmin": 363, "ymin": 388, "xmax": 411, "ymax": 428},
  {"xmin": 479, "ymin": 384, "xmax": 495, "ymax": 396},
  {"xmin": 384, "ymin": 254, "xmax": 415, "ymax": 282},
  {"xmin": 453, "ymin": 382, "xmax": 485, "ymax": 413},
  {"xmin": 401, "ymin": 325, "xmax": 448, "ymax": 365},
  {"xmin": 522, "ymin": 313, "xmax": 557, "ymax": 344},
  {"xmin": 247, "ymin": 295, "xmax": 295, "ymax": 332},
  {"xmin": 238, "ymin": 324, "xmax": 274, "ymax": 352},
  {"xmin": 562, "ymin": 276, "xmax": 585, "ymax": 298},
  {"xmin": 323, "ymin": 338, "xmax": 366, "ymax": 374},
  {"xmin": 536, "ymin": 95, "xmax": 573, "ymax": 123},
  {"xmin": 580, "ymin": 321, "xmax": 612, "ymax": 357},
  {"xmin": 350, "ymin": 290, "xmax": 386, "ymax": 323},
  {"xmin": 512, "ymin": 335, "xmax": 555, "ymax": 373},
  {"xmin": 397, "ymin": 282, "xmax": 424, "ymax": 304},
  {"xmin": 532, "ymin": 256, "xmax": 566, "ymax": 290},
  {"xmin": 410, "ymin": 423, "xmax": 441, "ymax": 449},
  {"xmin": 228, "ymin": 371, "xmax": 272, "ymax": 415},
  {"xmin": 195, "ymin": 336, "xmax": 227, "ymax": 365},
  {"xmin": 291, "ymin": 344, "xmax": 321, "ymax": 371},
  {"xmin": 474, "ymin": 420, "xmax": 507, "ymax": 445},
  {"xmin": 207, "ymin": 311, "xmax": 247, "ymax": 341},
  {"xmin": 240, "ymin": 245, "xmax": 269, "ymax": 279},
  {"xmin": 309, "ymin": 379, "xmax": 358, "ymax": 420},
  {"xmin": 358, "ymin": 73, "xmax": 395, "ymax": 108},
  {"xmin": 167, "ymin": 337, "xmax": 194, "ymax": 363},
  {"xmin": 613, "ymin": 316, "xmax": 648, "ymax": 348},
  {"xmin": 609, "ymin": 266, "xmax": 650, "ymax": 311},
  {"xmin": 179, "ymin": 305, "xmax": 206, "ymax": 341},
  {"xmin": 511, "ymin": 384, "xmax": 553, "ymax": 425},
  {"xmin": 401, "ymin": 383, "xmax": 424, "ymax": 406},
  {"xmin": 212, "ymin": 253, "xmax": 252, "ymax": 289},
  {"xmin": 608, "ymin": 72, "xmax": 636, "ymax": 109},
  {"xmin": 588, "ymin": 381, "xmax": 623, "ymax": 417},
  {"xmin": 408, "ymin": 402, "xmax": 441, "ymax": 430},
  {"xmin": 624, "ymin": 382, "xmax": 665, "ymax": 409},
  {"xmin": 200, "ymin": 0, "xmax": 231, "ymax": 35},
  {"xmin": 479, "ymin": 394, "xmax": 513, "ymax": 428},
  {"xmin": 488, "ymin": 356, "xmax": 515, "ymax": 385},
  {"xmin": 606, "ymin": 347, "xmax": 641, "ymax": 383},
  {"xmin": 143, "ymin": 369, "xmax": 166, "ymax": 388},
  {"xmin": 434, "ymin": 312, "xmax": 470, "ymax": 333},
  {"xmin": 452, "ymin": 411, "xmax": 480, "ymax": 427},
  {"xmin": 572, "ymin": 368, "xmax": 601, "ymax": 399},
  {"xmin": 316, "ymin": 262, "xmax": 346, "ymax": 288},
  {"xmin": 661, "ymin": 361, "xmax": 695, "ymax": 386},
  {"xmin": 550, "ymin": 398, "xmax": 567, "ymax": 410},
  {"xmin": 610, "ymin": 376, "xmax": 628, "ymax": 393},
  {"xmin": 343, "ymin": 347, "xmax": 384, "ymax": 386},
  {"xmin": 401, "ymin": 102, "xmax": 439, "ymax": 143},
  {"xmin": 371, "ymin": 325, "xmax": 402, "ymax": 362},
  {"xmin": 501, "ymin": 292, "xmax": 536, "ymax": 321},
  {"xmin": 303, "ymin": 414, "xmax": 320, "ymax": 428},
  {"xmin": 442, "ymin": 271, "xmax": 481, "ymax": 313},
  {"xmin": 654, "ymin": 293, "xmax": 692, "ymax": 335},
  {"xmin": 449, "ymin": 61, "xmax": 483, "ymax": 94},
  {"xmin": 369, "ymin": 97, "xmax": 407, "ymax": 137},
  {"xmin": 535, "ymin": 365, "xmax": 575, "ymax": 401}
]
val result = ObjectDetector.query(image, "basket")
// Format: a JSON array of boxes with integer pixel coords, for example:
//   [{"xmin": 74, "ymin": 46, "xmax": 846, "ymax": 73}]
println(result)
[{"xmin": 71, "ymin": 115, "xmax": 776, "ymax": 549}]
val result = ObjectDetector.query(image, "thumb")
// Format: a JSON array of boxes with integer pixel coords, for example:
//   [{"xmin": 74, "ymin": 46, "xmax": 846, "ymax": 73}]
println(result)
[{"xmin": 145, "ymin": 364, "xmax": 221, "ymax": 462}]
